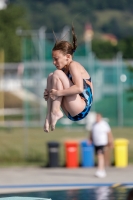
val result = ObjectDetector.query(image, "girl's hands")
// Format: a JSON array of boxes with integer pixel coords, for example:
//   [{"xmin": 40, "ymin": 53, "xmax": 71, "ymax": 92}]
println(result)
[
  {"xmin": 50, "ymin": 89, "xmax": 58, "ymax": 100},
  {"xmin": 44, "ymin": 88, "xmax": 59, "ymax": 101},
  {"xmin": 43, "ymin": 89, "xmax": 49, "ymax": 101}
]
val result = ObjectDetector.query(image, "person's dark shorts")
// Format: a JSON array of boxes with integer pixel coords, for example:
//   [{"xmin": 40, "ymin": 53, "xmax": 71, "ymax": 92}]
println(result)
[{"xmin": 94, "ymin": 145, "xmax": 106, "ymax": 154}]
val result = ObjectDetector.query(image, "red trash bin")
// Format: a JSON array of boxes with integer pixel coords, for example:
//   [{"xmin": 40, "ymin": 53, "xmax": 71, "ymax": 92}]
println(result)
[{"xmin": 65, "ymin": 141, "xmax": 79, "ymax": 168}]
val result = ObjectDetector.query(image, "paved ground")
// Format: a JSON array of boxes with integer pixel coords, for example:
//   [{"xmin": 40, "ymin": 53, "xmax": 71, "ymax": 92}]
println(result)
[{"xmin": 0, "ymin": 165, "xmax": 133, "ymax": 194}]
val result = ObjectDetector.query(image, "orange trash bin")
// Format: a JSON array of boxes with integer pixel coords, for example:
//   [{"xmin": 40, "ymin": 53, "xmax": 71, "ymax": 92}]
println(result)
[{"xmin": 65, "ymin": 141, "xmax": 79, "ymax": 168}]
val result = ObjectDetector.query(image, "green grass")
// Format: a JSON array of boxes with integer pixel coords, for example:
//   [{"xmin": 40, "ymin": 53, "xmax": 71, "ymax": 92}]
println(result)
[{"xmin": 0, "ymin": 127, "xmax": 132, "ymax": 166}]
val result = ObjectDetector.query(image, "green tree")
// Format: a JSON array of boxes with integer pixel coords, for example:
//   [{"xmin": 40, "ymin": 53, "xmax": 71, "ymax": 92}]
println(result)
[
  {"xmin": 92, "ymin": 40, "xmax": 118, "ymax": 59},
  {"xmin": 118, "ymin": 37, "xmax": 133, "ymax": 59},
  {"xmin": 0, "ymin": 5, "xmax": 30, "ymax": 62},
  {"xmin": 10, "ymin": 0, "xmax": 133, "ymax": 40}
]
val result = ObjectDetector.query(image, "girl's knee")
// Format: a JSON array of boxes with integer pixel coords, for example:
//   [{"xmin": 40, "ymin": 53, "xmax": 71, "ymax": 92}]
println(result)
[
  {"xmin": 53, "ymin": 70, "xmax": 68, "ymax": 82},
  {"xmin": 53, "ymin": 69, "xmax": 64, "ymax": 76}
]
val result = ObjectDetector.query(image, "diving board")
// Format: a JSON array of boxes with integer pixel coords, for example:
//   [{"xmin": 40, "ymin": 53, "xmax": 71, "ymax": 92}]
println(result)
[{"xmin": 0, "ymin": 197, "xmax": 51, "ymax": 200}]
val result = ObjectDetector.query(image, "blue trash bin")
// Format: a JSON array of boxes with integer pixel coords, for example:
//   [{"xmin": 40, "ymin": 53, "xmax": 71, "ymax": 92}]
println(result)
[{"xmin": 81, "ymin": 140, "xmax": 94, "ymax": 167}]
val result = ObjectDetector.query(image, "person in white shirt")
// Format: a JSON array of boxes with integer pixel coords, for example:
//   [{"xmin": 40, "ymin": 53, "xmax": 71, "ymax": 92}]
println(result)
[{"xmin": 89, "ymin": 113, "xmax": 114, "ymax": 178}]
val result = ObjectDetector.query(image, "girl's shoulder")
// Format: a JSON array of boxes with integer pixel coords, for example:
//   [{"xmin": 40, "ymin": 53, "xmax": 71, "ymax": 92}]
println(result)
[
  {"xmin": 70, "ymin": 60, "xmax": 80, "ymax": 65},
  {"xmin": 69, "ymin": 60, "xmax": 82, "ymax": 70}
]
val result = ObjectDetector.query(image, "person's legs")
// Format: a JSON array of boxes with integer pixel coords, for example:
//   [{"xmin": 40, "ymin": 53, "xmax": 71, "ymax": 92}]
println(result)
[
  {"xmin": 44, "ymin": 73, "xmax": 53, "ymax": 132},
  {"xmin": 95, "ymin": 146, "xmax": 106, "ymax": 178},
  {"xmin": 50, "ymin": 71, "xmax": 64, "ymax": 131},
  {"xmin": 97, "ymin": 152, "xmax": 105, "ymax": 171},
  {"xmin": 45, "ymin": 69, "xmax": 86, "ymax": 131}
]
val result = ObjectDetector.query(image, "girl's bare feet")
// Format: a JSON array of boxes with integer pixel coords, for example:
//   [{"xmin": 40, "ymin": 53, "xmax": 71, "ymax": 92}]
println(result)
[
  {"xmin": 51, "ymin": 110, "xmax": 63, "ymax": 131},
  {"xmin": 44, "ymin": 117, "xmax": 50, "ymax": 132}
]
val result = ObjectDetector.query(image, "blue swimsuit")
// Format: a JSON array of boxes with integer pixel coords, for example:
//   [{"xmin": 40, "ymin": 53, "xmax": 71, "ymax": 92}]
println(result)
[{"xmin": 65, "ymin": 70, "xmax": 93, "ymax": 121}]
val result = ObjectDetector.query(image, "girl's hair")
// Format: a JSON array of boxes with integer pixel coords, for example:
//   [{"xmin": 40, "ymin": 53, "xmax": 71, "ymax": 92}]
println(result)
[{"xmin": 52, "ymin": 25, "xmax": 77, "ymax": 55}]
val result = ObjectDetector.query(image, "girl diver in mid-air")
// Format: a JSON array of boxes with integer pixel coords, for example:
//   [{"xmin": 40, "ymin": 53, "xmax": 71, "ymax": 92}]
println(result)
[{"xmin": 43, "ymin": 25, "xmax": 93, "ymax": 132}]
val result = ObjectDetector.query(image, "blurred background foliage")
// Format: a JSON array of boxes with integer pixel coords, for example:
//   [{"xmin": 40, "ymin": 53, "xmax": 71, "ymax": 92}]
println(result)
[
  {"xmin": 0, "ymin": 4, "xmax": 30, "ymax": 62},
  {"xmin": 0, "ymin": 0, "xmax": 133, "ymax": 61}
]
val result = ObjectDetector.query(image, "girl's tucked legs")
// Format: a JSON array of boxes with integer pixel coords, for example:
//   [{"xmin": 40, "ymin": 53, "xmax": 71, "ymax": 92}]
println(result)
[
  {"xmin": 44, "ymin": 70, "xmax": 86, "ymax": 132},
  {"xmin": 50, "ymin": 73, "xmax": 64, "ymax": 131},
  {"xmin": 44, "ymin": 72, "xmax": 64, "ymax": 132},
  {"xmin": 44, "ymin": 73, "xmax": 53, "ymax": 132}
]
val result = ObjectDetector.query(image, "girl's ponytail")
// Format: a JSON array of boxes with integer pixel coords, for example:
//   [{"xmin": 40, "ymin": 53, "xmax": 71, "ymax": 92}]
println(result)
[{"xmin": 71, "ymin": 25, "xmax": 77, "ymax": 53}]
